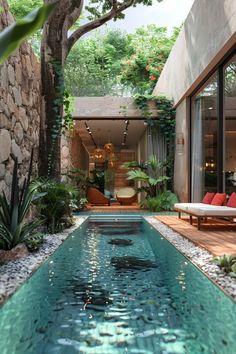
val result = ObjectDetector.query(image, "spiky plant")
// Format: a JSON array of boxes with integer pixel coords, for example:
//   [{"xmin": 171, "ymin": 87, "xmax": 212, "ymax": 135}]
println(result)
[
  {"xmin": 0, "ymin": 151, "xmax": 44, "ymax": 250},
  {"xmin": 212, "ymin": 255, "xmax": 236, "ymax": 273}
]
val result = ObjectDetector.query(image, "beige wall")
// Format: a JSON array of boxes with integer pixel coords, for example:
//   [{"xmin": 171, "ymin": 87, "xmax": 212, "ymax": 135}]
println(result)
[
  {"xmin": 73, "ymin": 97, "xmax": 156, "ymax": 119},
  {"xmin": 174, "ymin": 99, "xmax": 190, "ymax": 202},
  {"xmin": 153, "ymin": 0, "xmax": 236, "ymax": 201},
  {"xmin": 153, "ymin": 0, "xmax": 236, "ymax": 106}
]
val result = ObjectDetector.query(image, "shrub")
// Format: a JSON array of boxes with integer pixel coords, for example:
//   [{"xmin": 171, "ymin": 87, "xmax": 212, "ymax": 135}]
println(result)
[
  {"xmin": 25, "ymin": 233, "xmax": 44, "ymax": 252},
  {"xmin": 141, "ymin": 191, "xmax": 178, "ymax": 212},
  {"xmin": 35, "ymin": 180, "xmax": 78, "ymax": 233},
  {"xmin": 62, "ymin": 168, "xmax": 88, "ymax": 210},
  {"xmin": 212, "ymin": 255, "xmax": 236, "ymax": 273}
]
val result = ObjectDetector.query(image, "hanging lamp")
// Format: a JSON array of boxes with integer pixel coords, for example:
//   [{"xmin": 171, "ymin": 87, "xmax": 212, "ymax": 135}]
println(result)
[{"xmin": 93, "ymin": 147, "xmax": 105, "ymax": 162}]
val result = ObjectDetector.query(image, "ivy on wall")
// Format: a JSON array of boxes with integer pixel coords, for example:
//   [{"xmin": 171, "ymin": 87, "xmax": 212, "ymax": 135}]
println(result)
[
  {"xmin": 48, "ymin": 61, "xmax": 75, "ymax": 176},
  {"xmin": 134, "ymin": 94, "xmax": 176, "ymax": 189}
]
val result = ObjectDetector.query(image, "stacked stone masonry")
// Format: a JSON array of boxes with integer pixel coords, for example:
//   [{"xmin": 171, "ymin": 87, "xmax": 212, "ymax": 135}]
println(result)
[{"xmin": 0, "ymin": 0, "xmax": 41, "ymax": 197}]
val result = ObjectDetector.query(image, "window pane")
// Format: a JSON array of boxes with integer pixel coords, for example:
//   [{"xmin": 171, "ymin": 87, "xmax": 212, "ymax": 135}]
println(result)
[
  {"xmin": 191, "ymin": 74, "xmax": 218, "ymax": 201},
  {"xmin": 224, "ymin": 55, "xmax": 236, "ymax": 194}
]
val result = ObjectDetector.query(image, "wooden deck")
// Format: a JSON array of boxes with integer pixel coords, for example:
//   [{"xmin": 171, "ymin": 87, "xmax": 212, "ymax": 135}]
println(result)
[
  {"xmin": 155, "ymin": 215, "xmax": 236, "ymax": 256},
  {"xmin": 85, "ymin": 203, "xmax": 142, "ymax": 213}
]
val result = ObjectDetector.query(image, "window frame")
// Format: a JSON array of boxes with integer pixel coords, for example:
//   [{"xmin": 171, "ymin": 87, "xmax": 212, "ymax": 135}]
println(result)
[{"xmin": 189, "ymin": 47, "xmax": 236, "ymax": 201}]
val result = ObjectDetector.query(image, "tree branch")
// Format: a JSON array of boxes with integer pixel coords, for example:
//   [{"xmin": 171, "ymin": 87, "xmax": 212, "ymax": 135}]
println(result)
[{"xmin": 67, "ymin": 0, "xmax": 135, "ymax": 54}]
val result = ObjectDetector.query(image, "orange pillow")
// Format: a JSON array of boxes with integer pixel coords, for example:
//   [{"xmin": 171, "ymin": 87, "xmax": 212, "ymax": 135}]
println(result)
[
  {"xmin": 227, "ymin": 192, "xmax": 236, "ymax": 208},
  {"xmin": 202, "ymin": 192, "xmax": 215, "ymax": 204},
  {"xmin": 211, "ymin": 193, "xmax": 226, "ymax": 206}
]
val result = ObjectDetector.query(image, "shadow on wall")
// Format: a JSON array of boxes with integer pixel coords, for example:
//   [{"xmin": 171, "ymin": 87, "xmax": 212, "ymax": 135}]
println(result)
[{"xmin": 184, "ymin": 0, "xmax": 232, "ymax": 85}]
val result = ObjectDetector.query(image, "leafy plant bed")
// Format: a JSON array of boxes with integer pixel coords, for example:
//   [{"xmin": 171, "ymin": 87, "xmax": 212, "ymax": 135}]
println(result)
[{"xmin": 0, "ymin": 217, "xmax": 87, "ymax": 305}]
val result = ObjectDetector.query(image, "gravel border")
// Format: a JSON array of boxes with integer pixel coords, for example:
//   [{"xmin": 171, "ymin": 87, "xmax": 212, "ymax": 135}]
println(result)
[
  {"xmin": 0, "ymin": 216, "xmax": 88, "ymax": 305},
  {"xmin": 144, "ymin": 216, "xmax": 236, "ymax": 301}
]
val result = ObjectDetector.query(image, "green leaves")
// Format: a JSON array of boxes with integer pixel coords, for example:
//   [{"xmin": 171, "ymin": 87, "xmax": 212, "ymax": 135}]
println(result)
[
  {"xmin": 125, "ymin": 155, "xmax": 170, "ymax": 198},
  {"xmin": 127, "ymin": 170, "xmax": 149, "ymax": 182},
  {"xmin": 0, "ymin": 2, "xmax": 56, "ymax": 64},
  {"xmin": 0, "ymin": 152, "xmax": 44, "ymax": 250},
  {"xmin": 212, "ymin": 255, "xmax": 236, "ymax": 274},
  {"xmin": 140, "ymin": 191, "xmax": 178, "ymax": 212}
]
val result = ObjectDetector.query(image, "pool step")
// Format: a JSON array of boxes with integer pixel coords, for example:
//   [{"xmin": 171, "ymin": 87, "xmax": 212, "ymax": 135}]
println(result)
[{"xmin": 89, "ymin": 214, "xmax": 143, "ymax": 223}]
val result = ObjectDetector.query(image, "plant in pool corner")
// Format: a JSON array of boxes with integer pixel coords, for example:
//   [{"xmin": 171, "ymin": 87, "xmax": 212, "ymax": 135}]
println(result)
[
  {"xmin": 134, "ymin": 94, "xmax": 176, "ymax": 190},
  {"xmin": 123, "ymin": 155, "xmax": 170, "ymax": 198},
  {"xmin": 140, "ymin": 191, "xmax": 178, "ymax": 212},
  {"xmin": 0, "ymin": 152, "xmax": 44, "ymax": 250}
]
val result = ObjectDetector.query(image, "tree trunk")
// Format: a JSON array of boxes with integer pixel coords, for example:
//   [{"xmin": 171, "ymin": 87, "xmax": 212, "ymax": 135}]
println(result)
[
  {"xmin": 39, "ymin": 6, "xmax": 66, "ymax": 180},
  {"xmin": 38, "ymin": 0, "xmax": 135, "ymax": 180}
]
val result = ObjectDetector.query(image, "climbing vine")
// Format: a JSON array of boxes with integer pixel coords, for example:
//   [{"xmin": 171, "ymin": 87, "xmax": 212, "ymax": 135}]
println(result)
[
  {"xmin": 134, "ymin": 94, "xmax": 176, "ymax": 189},
  {"xmin": 63, "ymin": 90, "xmax": 75, "ymax": 132},
  {"xmin": 48, "ymin": 61, "xmax": 74, "ymax": 176}
]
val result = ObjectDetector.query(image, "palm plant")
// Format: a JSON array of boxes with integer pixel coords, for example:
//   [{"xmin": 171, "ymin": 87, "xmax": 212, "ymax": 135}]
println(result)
[
  {"xmin": 123, "ymin": 155, "xmax": 170, "ymax": 198},
  {"xmin": 0, "ymin": 152, "xmax": 44, "ymax": 250}
]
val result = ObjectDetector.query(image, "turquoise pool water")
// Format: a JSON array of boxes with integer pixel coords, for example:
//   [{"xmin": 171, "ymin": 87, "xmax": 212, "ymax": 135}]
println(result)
[{"xmin": 0, "ymin": 219, "xmax": 236, "ymax": 353}]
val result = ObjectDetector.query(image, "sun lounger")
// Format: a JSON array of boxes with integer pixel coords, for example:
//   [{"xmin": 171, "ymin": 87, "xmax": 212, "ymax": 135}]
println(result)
[{"xmin": 174, "ymin": 202, "xmax": 236, "ymax": 230}]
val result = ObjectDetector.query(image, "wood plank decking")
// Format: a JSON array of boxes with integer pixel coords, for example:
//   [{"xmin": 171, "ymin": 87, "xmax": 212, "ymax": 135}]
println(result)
[
  {"xmin": 85, "ymin": 203, "xmax": 142, "ymax": 213},
  {"xmin": 155, "ymin": 215, "xmax": 236, "ymax": 256}
]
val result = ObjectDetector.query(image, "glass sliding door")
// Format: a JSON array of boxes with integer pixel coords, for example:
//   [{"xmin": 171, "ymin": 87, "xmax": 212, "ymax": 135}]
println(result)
[
  {"xmin": 191, "ymin": 74, "xmax": 218, "ymax": 201},
  {"xmin": 224, "ymin": 54, "xmax": 236, "ymax": 194}
]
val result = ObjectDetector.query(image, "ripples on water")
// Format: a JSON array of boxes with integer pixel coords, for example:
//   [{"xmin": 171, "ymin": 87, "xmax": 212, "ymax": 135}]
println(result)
[{"xmin": 0, "ymin": 221, "xmax": 236, "ymax": 354}]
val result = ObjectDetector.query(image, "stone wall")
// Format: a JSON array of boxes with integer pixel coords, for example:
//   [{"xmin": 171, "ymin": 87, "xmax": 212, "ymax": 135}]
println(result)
[
  {"xmin": 0, "ymin": 0, "xmax": 41, "ymax": 197},
  {"xmin": 61, "ymin": 131, "xmax": 89, "ymax": 182}
]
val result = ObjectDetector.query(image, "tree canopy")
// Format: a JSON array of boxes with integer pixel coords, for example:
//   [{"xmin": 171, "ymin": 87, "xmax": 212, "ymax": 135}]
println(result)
[
  {"xmin": 65, "ymin": 25, "xmax": 180, "ymax": 96},
  {"xmin": 64, "ymin": 29, "xmax": 132, "ymax": 96},
  {"xmin": 119, "ymin": 25, "xmax": 180, "ymax": 94}
]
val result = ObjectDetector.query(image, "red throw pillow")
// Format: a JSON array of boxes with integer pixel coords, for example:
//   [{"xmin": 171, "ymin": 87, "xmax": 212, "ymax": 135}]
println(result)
[
  {"xmin": 227, "ymin": 192, "xmax": 236, "ymax": 208},
  {"xmin": 211, "ymin": 193, "xmax": 226, "ymax": 206},
  {"xmin": 202, "ymin": 192, "xmax": 215, "ymax": 204}
]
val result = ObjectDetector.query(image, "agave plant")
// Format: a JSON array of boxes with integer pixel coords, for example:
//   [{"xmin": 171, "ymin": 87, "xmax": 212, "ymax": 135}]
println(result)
[
  {"xmin": 0, "ymin": 152, "xmax": 44, "ymax": 250},
  {"xmin": 212, "ymin": 255, "xmax": 236, "ymax": 273},
  {"xmin": 123, "ymin": 155, "xmax": 170, "ymax": 197}
]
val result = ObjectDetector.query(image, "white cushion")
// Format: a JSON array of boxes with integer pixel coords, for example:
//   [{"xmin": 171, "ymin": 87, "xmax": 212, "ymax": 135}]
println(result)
[
  {"xmin": 174, "ymin": 203, "xmax": 236, "ymax": 216},
  {"xmin": 116, "ymin": 187, "xmax": 136, "ymax": 198}
]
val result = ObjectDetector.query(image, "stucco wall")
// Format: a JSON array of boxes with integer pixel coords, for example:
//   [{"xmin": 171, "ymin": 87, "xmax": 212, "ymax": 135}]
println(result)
[
  {"xmin": 0, "ymin": 0, "xmax": 41, "ymax": 197},
  {"xmin": 174, "ymin": 99, "xmax": 190, "ymax": 202},
  {"xmin": 153, "ymin": 0, "xmax": 236, "ymax": 105},
  {"xmin": 73, "ymin": 97, "xmax": 156, "ymax": 119}
]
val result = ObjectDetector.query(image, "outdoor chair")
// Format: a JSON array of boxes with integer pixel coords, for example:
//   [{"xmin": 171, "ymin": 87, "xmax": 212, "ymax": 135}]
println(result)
[
  {"xmin": 174, "ymin": 192, "xmax": 236, "ymax": 230},
  {"xmin": 87, "ymin": 187, "xmax": 110, "ymax": 206},
  {"xmin": 116, "ymin": 187, "xmax": 137, "ymax": 205}
]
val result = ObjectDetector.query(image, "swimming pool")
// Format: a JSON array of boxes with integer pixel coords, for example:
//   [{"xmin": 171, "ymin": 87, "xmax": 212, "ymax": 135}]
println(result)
[{"xmin": 0, "ymin": 217, "xmax": 235, "ymax": 353}]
